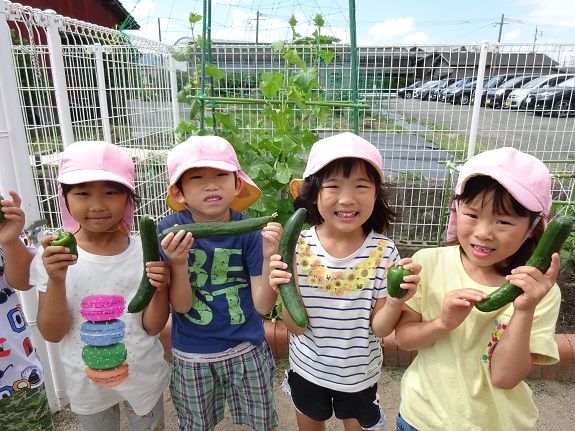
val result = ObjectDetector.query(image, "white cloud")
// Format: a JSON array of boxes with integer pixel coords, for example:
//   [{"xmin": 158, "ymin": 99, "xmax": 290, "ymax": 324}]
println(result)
[
  {"xmin": 504, "ymin": 28, "xmax": 522, "ymax": 41},
  {"xmin": 368, "ymin": 18, "xmax": 416, "ymax": 41}
]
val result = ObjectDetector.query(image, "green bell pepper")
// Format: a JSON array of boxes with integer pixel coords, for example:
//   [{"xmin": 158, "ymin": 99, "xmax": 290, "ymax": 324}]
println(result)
[
  {"xmin": 387, "ymin": 265, "xmax": 413, "ymax": 299},
  {"xmin": 51, "ymin": 231, "xmax": 78, "ymax": 257}
]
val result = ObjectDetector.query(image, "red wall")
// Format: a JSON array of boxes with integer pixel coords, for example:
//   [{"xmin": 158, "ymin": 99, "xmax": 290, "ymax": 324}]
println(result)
[{"xmin": 17, "ymin": 0, "xmax": 132, "ymax": 28}]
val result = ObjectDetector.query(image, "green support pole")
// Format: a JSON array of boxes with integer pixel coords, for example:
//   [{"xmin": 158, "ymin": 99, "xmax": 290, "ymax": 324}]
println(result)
[
  {"xmin": 199, "ymin": 0, "xmax": 210, "ymax": 131},
  {"xmin": 348, "ymin": 0, "xmax": 359, "ymax": 134}
]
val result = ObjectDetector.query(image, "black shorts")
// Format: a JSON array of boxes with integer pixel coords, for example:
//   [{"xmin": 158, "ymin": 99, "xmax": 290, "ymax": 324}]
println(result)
[{"xmin": 286, "ymin": 370, "xmax": 382, "ymax": 428}]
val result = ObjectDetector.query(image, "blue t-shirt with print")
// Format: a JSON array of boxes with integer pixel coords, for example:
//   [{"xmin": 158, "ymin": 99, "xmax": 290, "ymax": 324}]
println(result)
[{"xmin": 157, "ymin": 209, "xmax": 265, "ymax": 353}]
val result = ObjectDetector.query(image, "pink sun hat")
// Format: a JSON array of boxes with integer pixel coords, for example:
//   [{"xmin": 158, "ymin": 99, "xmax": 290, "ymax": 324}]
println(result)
[
  {"xmin": 445, "ymin": 147, "xmax": 551, "ymax": 242},
  {"xmin": 166, "ymin": 136, "xmax": 261, "ymax": 212},
  {"xmin": 289, "ymin": 132, "xmax": 384, "ymax": 198},
  {"xmin": 57, "ymin": 141, "xmax": 136, "ymax": 234}
]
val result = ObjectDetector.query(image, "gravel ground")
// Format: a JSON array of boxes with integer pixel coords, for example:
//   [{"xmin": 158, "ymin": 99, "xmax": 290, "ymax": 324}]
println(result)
[{"xmin": 52, "ymin": 358, "xmax": 575, "ymax": 430}]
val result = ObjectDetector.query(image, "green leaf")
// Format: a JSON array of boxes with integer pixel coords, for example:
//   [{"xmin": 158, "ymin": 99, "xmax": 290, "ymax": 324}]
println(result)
[
  {"xmin": 205, "ymin": 63, "xmax": 225, "ymax": 81},
  {"xmin": 313, "ymin": 14, "xmax": 325, "ymax": 29},
  {"xmin": 284, "ymin": 49, "xmax": 307, "ymax": 70},
  {"xmin": 318, "ymin": 49, "xmax": 334, "ymax": 65},
  {"xmin": 271, "ymin": 40, "xmax": 286, "ymax": 53},
  {"xmin": 172, "ymin": 46, "xmax": 192, "ymax": 62},
  {"xmin": 288, "ymin": 14, "xmax": 298, "ymax": 28},
  {"xmin": 286, "ymin": 86, "xmax": 305, "ymax": 112},
  {"xmin": 292, "ymin": 68, "xmax": 318, "ymax": 90},
  {"xmin": 176, "ymin": 88, "xmax": 191, "ymax": 104},
  {"xmin": 275, "ymin": 162, "xmax": 293, "ymax": 184},
  {"xmin": 189, "ymin": 13, "xmax": 202, "ymax": 24},
  {"xmin": 213, "ymin": 111, "xmax": 239, "ymax": 133},
  {"xmin": 260, "ymin": 72, "xmax": 284, "ymax": 97}
]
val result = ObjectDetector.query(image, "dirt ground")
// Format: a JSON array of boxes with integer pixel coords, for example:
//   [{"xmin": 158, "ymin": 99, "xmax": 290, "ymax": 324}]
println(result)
[{"xmin": 52, "ymin": 356, "xmax": 575, "ymax": 431}]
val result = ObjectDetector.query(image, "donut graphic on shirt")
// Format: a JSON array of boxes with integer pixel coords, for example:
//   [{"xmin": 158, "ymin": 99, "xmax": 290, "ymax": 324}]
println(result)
[{"xmin": 79, "ymin": 295, "xmax": 129, "ymax": 387}]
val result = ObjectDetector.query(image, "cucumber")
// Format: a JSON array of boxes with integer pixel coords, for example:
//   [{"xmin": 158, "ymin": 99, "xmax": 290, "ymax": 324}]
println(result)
[
  {"xmin": 387, "ymin": 265, "xmax": 413, "ymax": 299},
  {"xmin": 0, "ymin": 195, "xmax": 4, "ymax": 223},
  {"xmin": 128, "ymin": 215, "xmax": 161, "ymax": 313},
  {"xmin": 475, "ymin": 215, "xmax": 573, "ymax": 312},
  {"xmin": 278, "ymin": 208, "xmax": 309, "ymax": 328},
  {"xmin": 158, "ymin": 213, "xmax": 278, "ymax": 239}
]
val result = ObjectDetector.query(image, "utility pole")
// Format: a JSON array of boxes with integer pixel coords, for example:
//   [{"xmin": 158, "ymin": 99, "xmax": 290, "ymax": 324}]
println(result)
[
  {"xmin": 497, "ymin": 14, "xmax": 505, "ymax": 43},
  {"xmin": 255, "ymin": 11, "xmax": 260, "ymax": 45},
  {"xmin": 157, "ymin": 18, "xmax": 161, "ymax": 42}
]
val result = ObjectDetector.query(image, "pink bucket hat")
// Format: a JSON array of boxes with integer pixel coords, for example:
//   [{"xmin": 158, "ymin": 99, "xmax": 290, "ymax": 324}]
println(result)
[
  {"xmin": 166, "ymin": 136, "xmax": 261, "ymax": 212},
  {"xmin": 289, "ymin": 132, "xmax": 384, "ymax": 198},
  {"xmin": 57, "ymin": 141, "xmax": 135, "ymax": 234},
  {"xmin": 446, "ymin": 147, "xmax": 551, "ymax": 242}
]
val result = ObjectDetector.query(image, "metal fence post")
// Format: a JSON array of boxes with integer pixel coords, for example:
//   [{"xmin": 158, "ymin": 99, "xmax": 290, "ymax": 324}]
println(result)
[
  {"xmin": 45, "ymin": 10, "xmax": 74, "ymax": 147},
  {"xmin": 170, "ymin": 56, "xmax": 180, "ymax": 131},
  {"xmin": 467, "ymin": 40, "xmax": 489, "ymax": 160},
  {"xmin": 94, "ymin": 43, "xmax": 112, "ymax": 143}
]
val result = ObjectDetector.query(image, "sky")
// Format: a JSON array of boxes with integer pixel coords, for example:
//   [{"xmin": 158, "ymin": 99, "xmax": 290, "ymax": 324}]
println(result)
[{"xmin": 121, "ymin": 0, "xmax": 575, "ymax": 47}]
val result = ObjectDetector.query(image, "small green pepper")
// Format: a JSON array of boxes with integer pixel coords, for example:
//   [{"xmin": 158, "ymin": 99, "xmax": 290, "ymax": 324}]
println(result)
[
  {"xmin": 51, "ymin": 231, "xmax": 78, "ymax": 257},
  {"xmin": 387, "ymin": 265, "xmax": 413, "ymax": 299},
  {"xmin": 0, "ymin": 195, "xmax": 5, "ymax": 223}
]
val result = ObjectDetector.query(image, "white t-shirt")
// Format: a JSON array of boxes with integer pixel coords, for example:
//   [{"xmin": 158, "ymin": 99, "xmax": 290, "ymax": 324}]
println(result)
[
  {"xmin": 0, "ymin": 235, "xmax": 45, "ymax": 399},
  {"xmin": 289, "ymin": 226, "xmax": 399, "ymax": 392},
  {"xmin": 31, "ymin": 238, "xmax": 169, "ymax": 416}
]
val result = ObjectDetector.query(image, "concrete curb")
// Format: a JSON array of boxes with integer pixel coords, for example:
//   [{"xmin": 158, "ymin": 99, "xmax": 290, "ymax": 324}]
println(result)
[{"xmin": 382, "ymin": 332, "xmax": 575, "ymax": 383}]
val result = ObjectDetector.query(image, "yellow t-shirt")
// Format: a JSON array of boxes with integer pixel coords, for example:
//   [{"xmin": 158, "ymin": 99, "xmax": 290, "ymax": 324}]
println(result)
[{"xmin": 399, "ymin": 246, "xmax": 560, "ymax": 431}]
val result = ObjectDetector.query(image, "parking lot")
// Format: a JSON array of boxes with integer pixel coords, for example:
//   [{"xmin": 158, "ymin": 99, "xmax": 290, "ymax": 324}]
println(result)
[{"xmin": 376, "ymin": 97, "xmax": 575, "ymax": 158}]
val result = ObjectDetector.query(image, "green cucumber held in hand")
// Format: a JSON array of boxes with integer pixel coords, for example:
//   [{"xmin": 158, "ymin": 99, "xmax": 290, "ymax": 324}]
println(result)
[
  {"xmin": 277, "ymin": 208, "xmax": 309, "ymax": 328},
  {"xmin": 51, "ymin": 231, "xmax": 78, "ymax": 257},
  {"xmin": 158, "ymin": 212, "xmax": 278, "ymax": 239},
  {"xmin": 475, "ymin": 215, "xmax": 573, "ymax": 312},
  {"xmin": 387, "ymin": 264, "xmax": 413, "ymax": 299},
  {"xmin": 128, "ymin": 215, "xmax": 161, "ymax": 313},
  {"xmin": 0, "ymin": 195, "xmax": 5, "ymax": 223}
]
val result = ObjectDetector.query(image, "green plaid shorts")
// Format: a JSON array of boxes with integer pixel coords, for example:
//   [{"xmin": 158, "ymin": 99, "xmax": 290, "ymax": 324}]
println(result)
[
  {"xmin": 0, "ymin": 384, "xmax": 55, "ymax": 431},
  {"xmin": 170, "ymin": 342, "xmax": 278, "ymax": 431}
]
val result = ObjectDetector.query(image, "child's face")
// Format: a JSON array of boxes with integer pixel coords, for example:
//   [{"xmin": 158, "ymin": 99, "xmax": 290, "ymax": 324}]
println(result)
[
  {"xmin": 170, "ymin": 167, "xmax": 241, "ymax": 220},
  {"xmin": 66, "ymin": 181, "xmax": 128, "ymax": 233},
  {"xmin": 456, "ymin": 191, "xmax": 532, "ymax": 271},
  {"xmin": 315, "ymin": 163, "xmax": 376, "ymax": 237}
]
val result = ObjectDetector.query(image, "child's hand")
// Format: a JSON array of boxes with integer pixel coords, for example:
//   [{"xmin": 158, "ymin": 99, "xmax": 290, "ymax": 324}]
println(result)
[
  {"xmin": 385, "ymin": 258, "xmax": 421, "ymax": 303},
  {"xmin": 146, "ymin": 261, "xmax": 170, "ymax": 291},
  {"xmin": 160, "ymin": 228, "xmax": 193, "ymax": 265},
  {"xmin": 262, "ymin": 222, "xmax": 282, "ymax": 259},
  {"xmin": 0, "ymin": 191, "xmax": 26, "ymax": 244},
  {"xmin": 508, "ymin": 252, "xmax": 560, "ymax": 312},
  {"xmin": 269, "ymin": 254, "xmax": 290, "ymax": 295},
  {"xmin": 440, "ymin": 288, "xmax": 488, "ymax": 331},
  {"xmin": 40, "ymin": 234, "xmax": 77, "ymax": 283}
]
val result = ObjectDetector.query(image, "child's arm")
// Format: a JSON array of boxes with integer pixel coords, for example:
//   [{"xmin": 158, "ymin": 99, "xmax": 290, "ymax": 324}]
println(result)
[
  {"xmin": 490, "ymin": 253, "xmax": 560, "ymax": 389},
  {"xmin": 36, "ymin": 234, "xmax": 77, "ymax": 342},
  {"xmin": 141, "ymin": 261, "xmax": 171, "ymax": 335},
  {"xmin": 253, "ymin": 222, "xmax": 282, "ymax": 315},
  {"xmin": 371, "ymin": 259, "xmax": 421, "ymax": 338},
  {"xmin": 160, "ymin": 229, "xmax": 194, "ymax": 313},
  {"xmin": 0, "ymin": 191, "xmax": 34, "ymax": 291},
  {"xmin": 395, "ymin": 287, "xmax": 488, "ymax": 351}
]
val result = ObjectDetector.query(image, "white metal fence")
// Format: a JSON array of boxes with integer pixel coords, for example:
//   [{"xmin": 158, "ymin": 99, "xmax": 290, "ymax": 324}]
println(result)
[{"xmin": 1, "ymin": 0, "xmax": 575, "ymax": 412}]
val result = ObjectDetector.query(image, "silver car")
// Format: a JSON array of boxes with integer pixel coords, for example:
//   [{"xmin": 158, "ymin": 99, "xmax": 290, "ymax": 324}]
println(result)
[{"xmin": 506, "ymin": 73, "xmax": 575, "ymax": 109}]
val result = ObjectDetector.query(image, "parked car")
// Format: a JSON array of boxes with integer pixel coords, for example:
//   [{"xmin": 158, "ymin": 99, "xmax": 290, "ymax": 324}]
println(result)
[
  {"xmin": 524, "ymin": 76, "xmax": 575, "ymax": 117},
  {"xmin": 397, "ymin": 81, "xmax": 423, "ymax": 99},
  {"xmin": 413, "ymin": 80, "xmax": 441, "ymax": 99},
  {"xmin": 471, "ymin": 73, "xmax": 526, "ymax": 106},
  {"xmin": 424, "ymin": 78, "xmax": 458, "ymax": 101},
  {"xmin": 444, "ymin": 77, "xmax": 490, "ymax": 105},
  {"xmin": 506, "ymin": 73, "xmax": 575, "ymax": 109},
  {"xmin": 485, "ymin": 75, "xmax": 540, "ymax": 108},
  {"xmin": 435, "ymin": 76, "xmax": 476, "ymax": 102}
]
